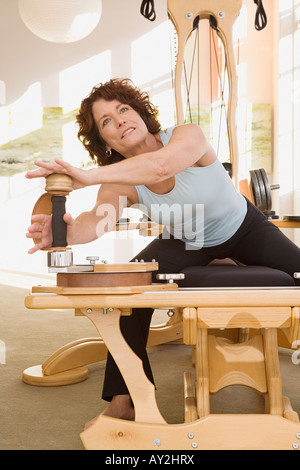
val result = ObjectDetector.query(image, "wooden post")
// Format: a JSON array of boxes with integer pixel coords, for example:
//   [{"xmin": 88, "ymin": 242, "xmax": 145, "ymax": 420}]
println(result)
[{"xmin": 167, "ymin": 0, "xmax": 242, "ymax": 186}]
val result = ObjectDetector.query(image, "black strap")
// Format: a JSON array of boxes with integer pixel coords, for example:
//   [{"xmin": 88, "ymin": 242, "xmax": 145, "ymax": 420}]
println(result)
[
  {"xmin": 140, "ymin": 0, "xmax": 156, "ymax": 21},
  {"xmin": 254, "ymin": 0, "xmax": 267, "ymax": 31},
  {"xmin": 209, "ymin": 15, "xmax": 219, "ymax": 32}
]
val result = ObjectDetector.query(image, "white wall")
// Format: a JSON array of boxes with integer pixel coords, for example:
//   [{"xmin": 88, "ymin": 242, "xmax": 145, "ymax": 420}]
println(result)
[{"xmin": 272, "ymin": 0, "xmax": 300, "ymax": 245}]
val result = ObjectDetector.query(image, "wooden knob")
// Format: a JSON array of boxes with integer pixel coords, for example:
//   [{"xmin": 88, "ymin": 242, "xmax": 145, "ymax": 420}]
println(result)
[
  {"xmin": 31, "ymin": 173, "xmax": 73, "ymax": 250},
  {"xmin": 45, "ymin": 174, "xmax": 73, "ymax": 195}
]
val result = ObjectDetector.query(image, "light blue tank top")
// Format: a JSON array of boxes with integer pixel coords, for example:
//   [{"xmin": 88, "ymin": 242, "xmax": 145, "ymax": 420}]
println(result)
[{"xmin": 135, "ymin": 127, "xmax": 247, "ymax": 248}]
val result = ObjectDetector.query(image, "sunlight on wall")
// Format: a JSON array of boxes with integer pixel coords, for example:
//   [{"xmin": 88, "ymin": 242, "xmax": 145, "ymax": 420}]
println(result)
[
  {"xmin": 0, "ymin": 82, "xmax": 42, "ymax": 145},
  {"xmin": 59, "ymin": 50, "xmax": 111, "ymax": 112},
  {"xmin": 131, "ymin": 21, "xmax": 172, "ymax": 84},
  {"xmin": 152, "ymin": 87, "xmax": 176, "ymax": 128},
  {"xmin": 279, "ymin": 0, "xmax": 293, "ymax": 13},
  {"xmin": 62, "ymin": 120, "xmax": 89, "ymax": 166},
  {"xmin": 233, "ymin": 5, "xmax": 248, "ymax": 41},
  {"xmin": 279, "ymin": 35, "xmax": 293, "ymax": 75},
  {"xmin": 59, "ymin": 50, "xmax": 113, "ymax": 168},
  {"xmin": 278, "ymin": 0, "xmax": 300, "ymax": 213},
  {"xmin": 131, "ymin": 21, "xmax": 175, "ymax": 128},
  {"xmin": 237, "ymin": 62, "xmax": 248, "ymax": 99}
]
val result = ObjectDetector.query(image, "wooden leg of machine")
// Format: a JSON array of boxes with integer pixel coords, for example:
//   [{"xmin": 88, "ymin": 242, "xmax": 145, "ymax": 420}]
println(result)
[
  {"xmin": 263, "ymin": 328, "xmax": 283, "ymax": 416},
  {"xmin": 81, "ymin": 307, "xmax": 166, "ymax": 425},
  {"xmin": 196, "ymin": 328, "xmax": 210, "ymax": 418}
]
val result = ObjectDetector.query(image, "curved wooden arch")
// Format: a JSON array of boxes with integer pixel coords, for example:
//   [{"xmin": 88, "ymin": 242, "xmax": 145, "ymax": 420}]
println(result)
[{"xmin": 167, "ymin": 0, "xmax": 242, "ymax": 186}]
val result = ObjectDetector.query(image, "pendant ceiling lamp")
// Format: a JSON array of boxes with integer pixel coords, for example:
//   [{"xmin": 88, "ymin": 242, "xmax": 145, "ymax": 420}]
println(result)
[{"xmin": 18, "ymin": 0, "xmax": 102, "ymax": 44}]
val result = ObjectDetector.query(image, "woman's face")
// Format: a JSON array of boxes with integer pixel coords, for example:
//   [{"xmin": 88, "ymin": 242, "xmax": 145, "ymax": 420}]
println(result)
[{"xmin": 92, "ymin": 98, "xmax": 149, "ymax": 158}]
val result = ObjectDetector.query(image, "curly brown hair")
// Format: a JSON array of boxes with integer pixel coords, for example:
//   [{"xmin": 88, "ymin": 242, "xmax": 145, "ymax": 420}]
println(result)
[{"xmin": 76, "ymin": 78, "xmax": 162, "ymax": 166}]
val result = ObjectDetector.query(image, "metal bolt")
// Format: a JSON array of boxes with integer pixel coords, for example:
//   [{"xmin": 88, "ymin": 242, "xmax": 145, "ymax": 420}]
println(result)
[
  {"xmin": 293, "ymin": 442, "xmax": 299, "ymax": 449},
  {"xmin": 86, "ymin": 256, "xmax": 99, "ymax": 265},
  {"xmin": 103, "ymin": 308, "xmax": 107, "ymax": 315},
  {"xmin": 86, "ymin": 308, "xmax": 92, "ymax": 314},
  {"xmin": 218, "ymin": 11, "xmax": 225, "ymax": 18},
  {"xmin": 296, "ymin": 433, "xmax": 300, "ymax": 439},
  {"xmin": 188, "ymin": 432, "xmax": 194, "ymax": 439},
  {"xmin": 118, "ymin": 432, "xmax": 123, "ymax": 437},
  {"xmin": 109, "ymin": 308, "xmax": 114, "ymax": 312},
  {"xmin": 192, "ymin": 442, "xmax": 198, "ymax": 448},
  {"xmin": 186, "ymin": 12, "xmax": 193, "ymax": 19},
  {"xmin": 154, "ymin": 438, "xmax": 161, "ymax": 446}
]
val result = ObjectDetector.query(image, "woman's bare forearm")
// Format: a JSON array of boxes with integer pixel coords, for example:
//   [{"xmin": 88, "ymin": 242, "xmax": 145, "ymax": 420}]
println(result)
[
  {"xmin": 67, "ymin": 209, "xmax": 118, "ymax": 246},
  {"xmin": 87, "ymin": 125, "xmax": 211, "ymax": 186},
  {"xmin": 67, "ymin": 212, "xmax": 97, "ymax": 245},
  {"xmin": 88, "ymin": 152, "xmax": 165, "ymax": 186}
]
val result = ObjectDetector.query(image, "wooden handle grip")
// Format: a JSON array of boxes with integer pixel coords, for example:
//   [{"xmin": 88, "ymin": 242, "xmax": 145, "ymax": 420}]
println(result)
[{"xmin": 31, "ymin": 173, "xmax": 73, "ymax": 249}]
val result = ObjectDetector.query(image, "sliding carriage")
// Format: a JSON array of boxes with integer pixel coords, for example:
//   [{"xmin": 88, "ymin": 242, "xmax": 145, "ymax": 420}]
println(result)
[{"xmin": 24, "ymin": 0, "xmax": 300, "ymax": 450}]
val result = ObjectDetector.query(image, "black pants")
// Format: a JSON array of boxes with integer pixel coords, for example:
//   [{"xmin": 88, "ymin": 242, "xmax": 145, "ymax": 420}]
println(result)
[{"xmin": 102, "ymin": 199, "xmax": 300, "ymax": 401}]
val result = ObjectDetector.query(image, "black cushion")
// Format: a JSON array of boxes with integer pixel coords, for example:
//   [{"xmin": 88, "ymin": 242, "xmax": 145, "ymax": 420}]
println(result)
[{"xmin": 179, "ymin": 265, "xmax": 295, "ymax": 287}]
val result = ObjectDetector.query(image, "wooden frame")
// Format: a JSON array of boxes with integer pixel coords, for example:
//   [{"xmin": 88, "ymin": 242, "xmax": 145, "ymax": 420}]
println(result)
[
  {"xmin": 168, "ymin": 0, "xmax": 242, "ymax": 186},
  {"xmin": 24, "ymin": 287, "xmax": 300, "ymax": 450}
]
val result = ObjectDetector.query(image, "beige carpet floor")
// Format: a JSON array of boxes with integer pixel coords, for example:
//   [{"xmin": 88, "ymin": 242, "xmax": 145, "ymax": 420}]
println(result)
[{"xmin": 0, "ymin": 281, "xmax": 300, "ymax": 450}]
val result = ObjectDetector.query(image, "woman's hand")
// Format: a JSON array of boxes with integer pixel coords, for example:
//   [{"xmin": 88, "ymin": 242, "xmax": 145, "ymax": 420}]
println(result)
[
  {"xmin": 25, "ymin": 158, "xmax": 94, "ymax": 190},
  {"xmin": 26, "ymin": 212, "xmax": 76, "ymax": 254}
]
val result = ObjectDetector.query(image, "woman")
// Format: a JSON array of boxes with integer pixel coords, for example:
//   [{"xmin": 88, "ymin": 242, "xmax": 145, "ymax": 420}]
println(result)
[{"xmin": 26, "ymin": 78, "xmax": 300, "ymax": 426}]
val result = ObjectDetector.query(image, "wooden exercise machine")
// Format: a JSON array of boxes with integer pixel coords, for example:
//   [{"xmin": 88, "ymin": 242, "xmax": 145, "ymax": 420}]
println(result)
[
  {"xmin": 25, "ymin": 282, "xmax": 300, "ymax": 449},
  {"xmin": 24, "ymin": 171, "xmax": 300, "ymax": 388}
]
